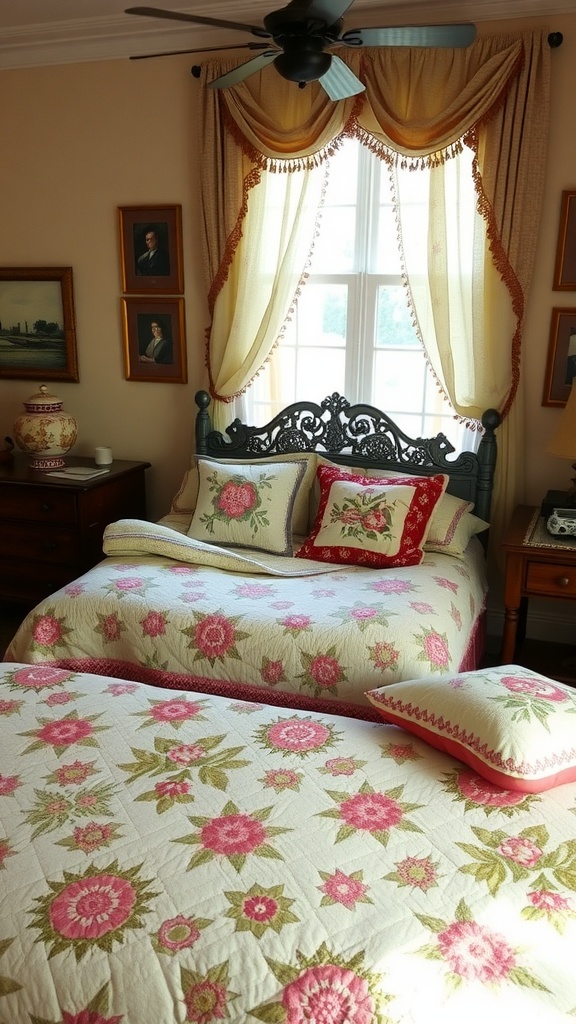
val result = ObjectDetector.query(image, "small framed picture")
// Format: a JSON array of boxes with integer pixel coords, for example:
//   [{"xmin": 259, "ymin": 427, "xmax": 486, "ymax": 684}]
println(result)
[
  {"xmin": 0, "ymin": 267, "xmax": 79, "ymax": 381},
  {"xmin": 118, "ymin": 204, "xmax": 184, "ymax": 294},
  {"xmin": 542, "ymin": 307, "xmax": 576, "ymax": 406},
  {"xmin": 121, "ymin": 297, "xmax": 187, "ymax": 383},
  {"xmin": 553, "ymin": 191, "xmax": 576, "ymax": 290}
]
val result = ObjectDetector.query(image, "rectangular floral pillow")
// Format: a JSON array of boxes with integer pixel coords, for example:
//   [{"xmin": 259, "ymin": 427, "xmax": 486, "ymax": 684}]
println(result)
[
  {"xmin": 187, "ymin": 458, "xmax": 307, "ymax": 555},
  {"xmin": 172, "ymin": 453, "xmax": 316, "ymax": 535},
  {"xmin": 424, "ymin": 492, "xmax": 489, "ymax": 557},
  {"xmin": 295, "ymin": 464, "xmax": 447, "ymax": 568},
  {"xmin": 366, "ymin": 665, "xmax": 576, "ymax": 792}
]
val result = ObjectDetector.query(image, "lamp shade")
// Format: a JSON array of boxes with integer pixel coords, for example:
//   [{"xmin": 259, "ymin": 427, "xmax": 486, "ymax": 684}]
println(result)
[{"xmin": 546, "ymin": 383, "xmax": 576, "ymax": 459}]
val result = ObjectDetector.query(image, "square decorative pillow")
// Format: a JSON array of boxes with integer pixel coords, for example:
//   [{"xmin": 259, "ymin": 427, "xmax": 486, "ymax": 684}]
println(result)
[
  {"xmin": 172, "ymin": 453, "xmax": 316, "ymax": 536},
  {"xmin": 310, "ymin": 460, "xmax": 482, "ymax": 558},
  {"xmin": 188, "ymin": 458, "xmax": 307, "ymax": 555},
  {"xmin": 295, "ymin": 464, "xmax": 447, "ymax": 568},
  {"xmin": 365, "ymin": 665, "xmax": 576, "ymax": 792}
]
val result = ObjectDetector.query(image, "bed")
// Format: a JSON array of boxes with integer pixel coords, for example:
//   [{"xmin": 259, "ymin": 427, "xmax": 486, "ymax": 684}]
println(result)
[
  {"xmin": 1, "ymin": 659, "xmax": 575, "ymax": 1023},
  {"xmin": 4, "ymin": 392, "xmax": 500, "ymax": 717}
]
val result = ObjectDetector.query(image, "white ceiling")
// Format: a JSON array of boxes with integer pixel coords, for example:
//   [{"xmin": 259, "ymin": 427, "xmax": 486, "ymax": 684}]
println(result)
[{"xmin": 0, "ymin": 0, "xmax": 568, "ymax": 70}]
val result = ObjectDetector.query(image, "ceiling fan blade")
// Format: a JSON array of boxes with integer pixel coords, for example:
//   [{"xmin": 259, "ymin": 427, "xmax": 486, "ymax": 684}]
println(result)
[
  {"xmin": 340, "ymin": 24, "xmax": 476, "ymax": 48},
  {"xmin": 319, "ymin": 54, "xmax": 365, "ymax": 100},
  {"xmin": 125, "ymin": 7, "xmax": 270, "ymax": 39},
  {"xmin": 130, "ymin": 42, "xmax": 272, "ymax": 61},
  {"xmin": 283, "ymin": 0, "xmax": 354, "ymax": 25},
  {"xmin": 207, "ymin": 52, "xmax": 279, "ymax": 90}
]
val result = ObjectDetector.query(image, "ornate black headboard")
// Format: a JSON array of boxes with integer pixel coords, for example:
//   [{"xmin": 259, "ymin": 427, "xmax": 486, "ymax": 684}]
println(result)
[{"xmin": 194, "ymin": 391, "xmax": 500, "ymax": 524}]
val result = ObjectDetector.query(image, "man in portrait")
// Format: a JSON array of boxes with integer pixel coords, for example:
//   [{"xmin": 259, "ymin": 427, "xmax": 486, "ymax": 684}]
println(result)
[{"xmin": 135, "ymin": 225, "xmax": 170, "ymax": 276}]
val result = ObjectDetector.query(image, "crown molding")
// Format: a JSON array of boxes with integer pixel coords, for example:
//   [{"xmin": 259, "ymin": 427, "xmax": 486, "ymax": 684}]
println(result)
[{"xmin": 0, "ymin": 1, "xmax": 569, "ymax": 71}]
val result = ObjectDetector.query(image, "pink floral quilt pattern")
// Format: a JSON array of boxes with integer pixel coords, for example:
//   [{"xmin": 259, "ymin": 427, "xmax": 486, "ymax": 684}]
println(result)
[
  {"xmin": 0, "ymin": 662, "xmax": 575, "ymax": 1023},
  {"xmin": 5, "ymin": 543, "xmax": 487, "ymax": 714}
]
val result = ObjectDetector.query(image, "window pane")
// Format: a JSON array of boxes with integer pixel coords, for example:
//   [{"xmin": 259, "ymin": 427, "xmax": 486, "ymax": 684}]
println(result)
[
  {"xmin": 373, "ymin": 349, "xmax": 426, "ymax": 412},
  {"xmin": 310, "ymin": 141, "xmax": 359, "ymax": 273},
  {"xmin": 297, "ymin": 348, "xmax": 345, "ymax": 395},
  {"xmin": 375, "ymin": 203, "xmax": 402, "ymax": 274},
  {"xmin": 375, "ymin": 285, "xmax": 419, "ymax": 348},
  {"xmin": 312, "ymin": 209, "xmax": 356, "ymax": 273},
  {"xmin": 281, "ymin": 283, "xmax": 347, "ymax": 348}
]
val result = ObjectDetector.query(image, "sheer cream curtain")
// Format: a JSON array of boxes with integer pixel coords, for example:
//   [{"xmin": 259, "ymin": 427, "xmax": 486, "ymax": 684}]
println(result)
[
  {"xmin": 197, "ymin": 32, "xmax": 550, "ymax": 533},
  {"xmin": 197, "ymin": 64, "xmax": 358, "ymax": 431}
]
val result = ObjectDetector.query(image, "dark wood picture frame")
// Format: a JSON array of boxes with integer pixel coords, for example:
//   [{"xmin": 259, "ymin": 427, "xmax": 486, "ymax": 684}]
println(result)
[
  {"xmin": 119, "ymin": 204, "xmax": 184, "ymax": 294},
  {"xmin": 0, "ymin": 267, "xmax": 79, "ymax": 381},
  {"xmin": 542, "ymin": 307, "xmax": 576, "ymax": 406},
  {"xmin": 121, "ymin": 297, "xmax": 187, "ymax": 383},
  {"xmin": 553, "ymin": 190, "xmax": 576, "ymax": 290}
]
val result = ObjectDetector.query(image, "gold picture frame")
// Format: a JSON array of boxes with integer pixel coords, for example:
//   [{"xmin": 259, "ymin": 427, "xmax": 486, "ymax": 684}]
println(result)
[
  {"xmin": 118, "ymin": 204, "xmax": 184, "ymax": 294},
  {"xmin": 121, "ymin": 297, "xmax": 187, "ymax": 383},
  {"xmin": 542, "ymin": 307, "xmax": 576, "ymax": 406},
  {"xmin": 553, "ymin": 191, "xmax": 576, "ymax": 290},
  {"xmin": 0, "ymin": 267, "xmax": 79, "ymax": 381}
]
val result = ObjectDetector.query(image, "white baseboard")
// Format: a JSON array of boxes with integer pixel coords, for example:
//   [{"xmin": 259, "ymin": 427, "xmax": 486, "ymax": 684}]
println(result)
[{"xmin": 487, "ymin": 599, "xmax": 576, "ymax": 647}]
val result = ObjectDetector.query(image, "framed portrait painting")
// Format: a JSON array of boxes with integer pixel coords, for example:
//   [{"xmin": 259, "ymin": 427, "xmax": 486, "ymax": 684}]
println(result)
[
  {"xmin": 0, "ymin": 267, "xmax": 79, "ymax": 381},
  {"xmin": 553, "ymin": 191, "xmax": 576, "ymax": 290},
  {"xmin": 121, "ymin": 297, "xmax": 187, "ymax": 383},
  {"xmin": 118, "ymin": 204, "xmax": 184, "ymax": 294},
  {"xmin": 542, "ymin": 307, "xmax": 576, "ymax": 406}
]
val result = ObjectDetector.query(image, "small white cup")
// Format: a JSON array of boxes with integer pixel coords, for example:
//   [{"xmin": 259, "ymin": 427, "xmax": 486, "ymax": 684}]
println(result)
[{"xmin": 95, "ymin": 446, "xmax": 113, "ymax": 466}]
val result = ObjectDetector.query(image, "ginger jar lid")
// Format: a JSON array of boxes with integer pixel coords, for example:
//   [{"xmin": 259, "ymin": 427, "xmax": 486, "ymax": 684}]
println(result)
[{"xmin": 22, "ymin": 384, "xmax": 64, "ymax": 413}]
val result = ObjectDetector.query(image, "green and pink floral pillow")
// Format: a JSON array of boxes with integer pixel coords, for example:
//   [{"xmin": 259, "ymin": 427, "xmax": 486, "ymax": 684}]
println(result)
[
  {"xmin": 188, "ymin": 458, "xmax": 307, "ymax": 555},
  {"xmin": 365, "ymin": 664, "xmax": 576, "ymax": 792},
  {"xmin": 312, "ymin": 457, "xmax": 488, "ymax": 558},
  {"xmin": 295, "ymin": 465, "xmax": 447, "ymax": 568}
]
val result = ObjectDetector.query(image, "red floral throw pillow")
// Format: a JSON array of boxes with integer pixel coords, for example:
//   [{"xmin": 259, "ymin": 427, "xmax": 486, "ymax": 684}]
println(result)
[{"xmin": 295, "ymin": 465, "xmax": 447, "ymax": 568}]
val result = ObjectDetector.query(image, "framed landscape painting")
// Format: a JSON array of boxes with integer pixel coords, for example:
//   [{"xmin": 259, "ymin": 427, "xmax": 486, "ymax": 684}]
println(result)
[{"xmin": 0, "ymin": 267, "xmax": 79, "ymax": 381}]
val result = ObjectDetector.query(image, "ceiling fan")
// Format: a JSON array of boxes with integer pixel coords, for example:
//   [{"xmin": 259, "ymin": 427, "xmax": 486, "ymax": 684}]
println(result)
[{"xmin": 125, "ymin": 1, "xmax": 476, "ymax": 101}]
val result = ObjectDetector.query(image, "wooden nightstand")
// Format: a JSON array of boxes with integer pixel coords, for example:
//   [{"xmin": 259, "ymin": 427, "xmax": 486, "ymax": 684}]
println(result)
[
  {"xmin": 501, "ymin": 504, "xmax": 576, "ymax": 682},
  {"xmin": 0, "ymin": 455, "xmax": 150, "ymax": 607}
]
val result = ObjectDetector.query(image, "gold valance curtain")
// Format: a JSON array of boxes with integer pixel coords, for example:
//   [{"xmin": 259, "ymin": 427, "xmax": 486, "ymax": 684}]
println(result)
[{"xmin": 197, "ymin": 32, "xmax": 550, "ymax": 534}]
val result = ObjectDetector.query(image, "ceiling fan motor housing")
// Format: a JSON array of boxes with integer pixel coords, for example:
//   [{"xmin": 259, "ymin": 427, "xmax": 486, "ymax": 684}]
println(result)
[
  {"xmin": 263, "ymin": 7, "xmax": 341, "ymax": 83},
  {"xmin": 273, "ymin": 47, "xmax": 332, "ymax": 82}
]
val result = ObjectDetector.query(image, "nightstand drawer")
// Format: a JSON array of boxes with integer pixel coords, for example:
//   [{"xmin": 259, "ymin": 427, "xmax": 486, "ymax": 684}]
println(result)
[
  {"xmin": 0, "ymin": 522, "xmax": 80, "ymax": 564},
  {"xmin": 526, "ymin": 561, "xmax": 576, "ymax": 597},
  {"xmin": 0, "ymin": 563, "xmax": 73, "ymax": 604},
  {"xmin": 0, "ymin": 484, "xmax": 77, "ymax": 524}
]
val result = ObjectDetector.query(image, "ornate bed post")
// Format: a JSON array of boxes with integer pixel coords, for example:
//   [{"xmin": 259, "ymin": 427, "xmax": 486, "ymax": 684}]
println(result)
[
  {"xmin": 194, "ymin": 391, "xmax": 212, "ymax": 456},
  {"xmin": 475, "ymin": 408, "xmax": 500, "ymax": 523}
]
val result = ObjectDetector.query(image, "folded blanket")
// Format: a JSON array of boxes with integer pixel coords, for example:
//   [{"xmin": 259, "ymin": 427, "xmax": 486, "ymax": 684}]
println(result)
[{"xmin": 102, "ymin": 518, "xmax": 341, "ymax": 577}]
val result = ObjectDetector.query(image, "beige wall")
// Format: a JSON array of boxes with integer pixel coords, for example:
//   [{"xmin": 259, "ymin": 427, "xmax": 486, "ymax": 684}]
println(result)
[
  {"xmin": 0, "ymin": 54, "xmax": 208, "ymax": 521},
  {"xmin": 0, "ymin": 14, "xmax": 574, "ymax": 530}
]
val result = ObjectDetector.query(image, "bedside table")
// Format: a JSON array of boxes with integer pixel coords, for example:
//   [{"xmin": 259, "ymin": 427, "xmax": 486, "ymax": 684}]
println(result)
[
  {"xmin": 501, "ymin": 504, "xmax": 576, "ymax": 681},
  {"xmin": 0, "ymin": 455, "xmax": 150, "ymax": 607}
]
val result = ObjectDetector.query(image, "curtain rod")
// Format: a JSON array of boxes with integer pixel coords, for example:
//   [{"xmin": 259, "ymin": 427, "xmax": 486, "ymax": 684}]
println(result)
[{"xmin": 191, "ymin": 32, "xmax": 564, "ymax": 76}]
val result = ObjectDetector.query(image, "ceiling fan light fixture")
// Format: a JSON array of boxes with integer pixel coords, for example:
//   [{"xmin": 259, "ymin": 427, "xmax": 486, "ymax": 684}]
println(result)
[{"xmin": 274, "ymin": 49, "xmax": 332, "ymax": 82}]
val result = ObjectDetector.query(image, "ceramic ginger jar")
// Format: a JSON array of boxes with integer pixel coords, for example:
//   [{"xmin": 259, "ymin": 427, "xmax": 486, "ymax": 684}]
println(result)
[{"xmin": 13, "ymin": 385, "xmax": 78, "ymax": 469}]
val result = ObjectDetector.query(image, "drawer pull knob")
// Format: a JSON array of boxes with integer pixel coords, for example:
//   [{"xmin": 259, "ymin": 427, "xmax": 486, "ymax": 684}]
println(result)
[
  {"xmin": 558, "ymin": 576, "xmax": 571, "ymax": 587},
  {"xmin": 40, "ymin": 503, "xmax": 53, "ymax": 513}
]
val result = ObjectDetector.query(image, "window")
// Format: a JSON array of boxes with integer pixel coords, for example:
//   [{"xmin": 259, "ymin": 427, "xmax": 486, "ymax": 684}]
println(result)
[{"xmin": 245, "ymin": 137, "xmax": 477, "ymax": 450}]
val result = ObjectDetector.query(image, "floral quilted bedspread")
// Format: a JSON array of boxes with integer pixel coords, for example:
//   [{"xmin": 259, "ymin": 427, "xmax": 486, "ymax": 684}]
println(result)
[
  {"xmin": 1, "ymin": 662, "xmax": 575, "ymax": 1023},
  {"xmin": 5, "ymin": 538, "xmax": 487, "ymax": 715}
]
